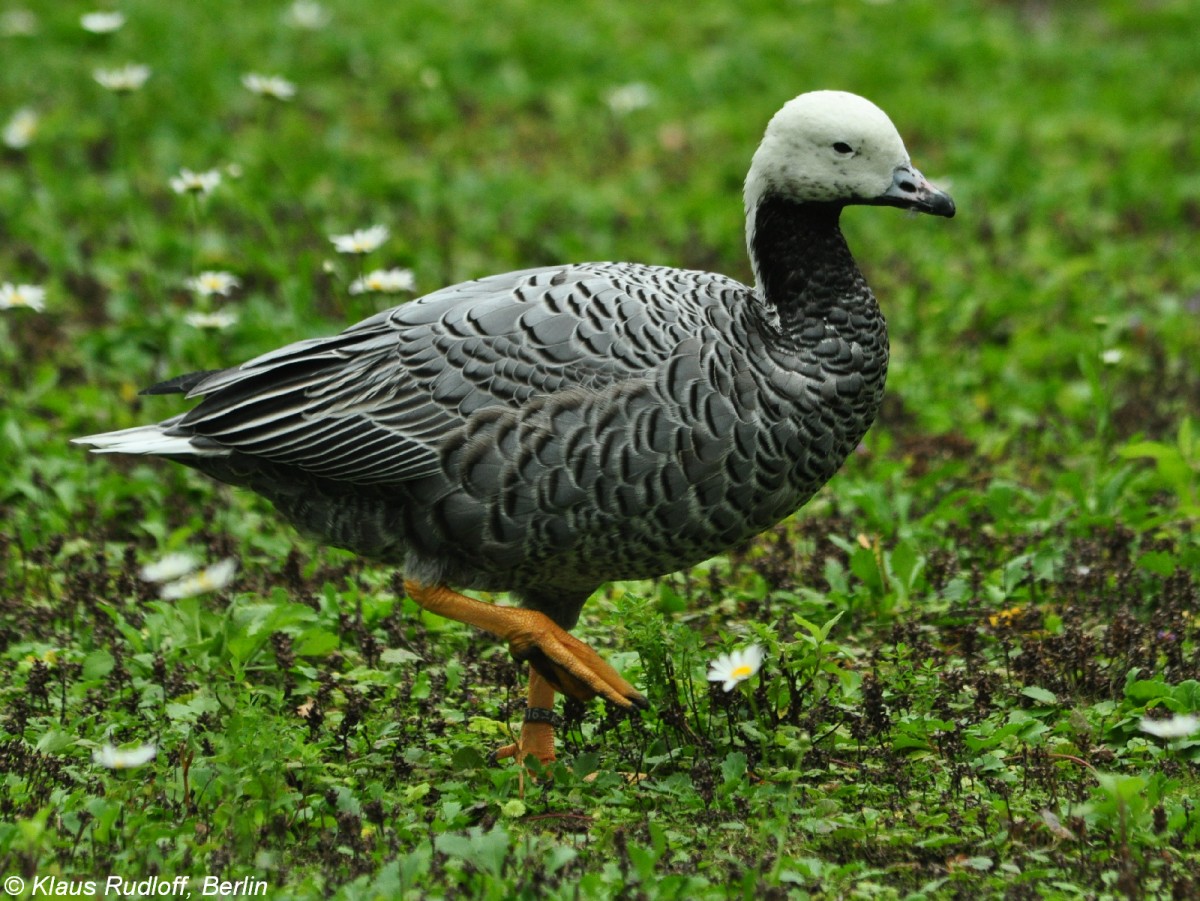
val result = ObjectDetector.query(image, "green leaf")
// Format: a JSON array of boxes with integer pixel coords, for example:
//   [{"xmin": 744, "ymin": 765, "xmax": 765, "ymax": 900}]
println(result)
[
  {"xmin": 81, "ymin": 649, "xmax": 115, "ymax": 680},
  {"xmin": 889, "ymin": 539, "xmax": 923, "ymax": 594},
  {"xmin": 403, "ymin": 782, "xmax": 431, "ymax": 805},
  {"xmin": 849, "ymin": 545, "xmax": 885, "ymax": 593},
  {"xmin": 451, "ymin": 747, "xmax": 485, "ymax": 770},
  {"xmin": 1171, "ymin": 681, "xmax": 1200, "ymax": 711},
  {"xmin": 545, "ymin": 845, "xmax": 577, "ymax": 875},
  {"xmin": 1095, "ymin": 772, "xmax": 1148, "ymax": 805},
  {"xmin": 572, "ymin": 752, "xmax": 600, "ymax": 778},
  {"xmin": 434, "ymin": 826, "xmax": 511, "ymax": 878},
  {"xmin": 35, "ymin": 729, "xmax": 75, "ymax": 754},
  {"xmin": 721, "ymin": 751, "xmax": 747, "ymax": 786},
  {"xmin": 292, "ymin": 627, "xmax": 338, "ymax": 657},
  {"xmin": 1021, "ymin": 686, "xmax": 1058, "ymax": 706},
  {"xmin": 960, "ymin": 856, "xmax": 995, "ymax": 872},
  {"xmin": 1136, "ymin": 551, "xmax": 1177, "ymax": 576},
  {"xmin": 1125, "ymin": 678, "xmax": 1172, "ymax": 704}
]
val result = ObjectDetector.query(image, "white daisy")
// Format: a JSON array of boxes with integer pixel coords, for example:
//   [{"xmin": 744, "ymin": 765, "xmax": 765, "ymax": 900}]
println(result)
[
  {"xmin": 184, "ymin": 310, "xmax": 238, "ymax": 330},
  {"xmin": 0, "ymin": 283, "xmax": 46, "ymax": 312},
  {"xmin": 159, "ymin": 558, "xmax": 237, "ymax": 600},
  {"xmin": 169, "ymin": 167, "xmax": 221, "ymax": 196},
  {"xmin": 185, "ymin": 271, "xmax": 240, "ymax": 297},
  {"xmin": 707, "ymin": 644, "xmax": 764, "ymax": 692},
  {"xmin": 1101, "ymin": 349, "xmax": 1123, "ymax": 366},
  {"xmin": 604, "ymin": 83, "xmax": 654, "ymax": 115},
  {"xmin": 283, "ymin": 0, "xmax": 330, "ymax": 30},
  {"xmin": 94, "ymin": 64, "xmax": 151, "ymax": 93},
  {"xmin": 80, "ymin": 11, "xmax": 125, "ymax": 33},
  {"xmin": 1139, "ymin": 714, "xmax": 1200, "ymax": 739},
  {"xmin": 139, "ymin": 552, "xmax": 200, "ymax": 584},
  {"xmin": 242, "ymin": 73, "xmax": 297, "ymax": 101},
  {"xmin": 93, "ymin": 742, "xmax": 157, "ymax": 769},
  {"xmin": 349, "ymin": 267, "xmax": 416, "ymax": 295},
  {"xmin": 330, "ymin": 225, "xmax": 389, "ymax": 254},
  {"xmin": 2, "ymin": 107, "xmax": 38, "ymax": 149}
]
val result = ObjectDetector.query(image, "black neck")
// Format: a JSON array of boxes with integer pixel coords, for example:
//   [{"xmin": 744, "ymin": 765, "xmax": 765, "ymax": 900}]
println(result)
[{"xmin": 750, "ymin": 195, "xmax": 874, "ymax": 344}]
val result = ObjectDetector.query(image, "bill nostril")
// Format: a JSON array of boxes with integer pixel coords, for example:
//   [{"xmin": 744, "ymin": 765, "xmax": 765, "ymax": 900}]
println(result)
[{"xmin": 899, "ymin": 180, "xmax": 916, "ymax": 193}]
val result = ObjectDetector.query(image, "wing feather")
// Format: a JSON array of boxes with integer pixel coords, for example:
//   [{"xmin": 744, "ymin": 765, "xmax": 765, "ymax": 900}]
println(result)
[{"xmin": 154, "ymin": 262, "xmax": 747, "ymax": 486}]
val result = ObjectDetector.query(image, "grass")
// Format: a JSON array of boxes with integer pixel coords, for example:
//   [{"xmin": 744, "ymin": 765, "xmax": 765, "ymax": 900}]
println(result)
[{"xmin": 2, "ymin": 0, "xmax": 1199, "ymax": 898}]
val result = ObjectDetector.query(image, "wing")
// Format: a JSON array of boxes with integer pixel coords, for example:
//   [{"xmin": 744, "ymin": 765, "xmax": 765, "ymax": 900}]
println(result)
[{"xmin": 156, "ymin": 262, "xmax": 748, "ymax": 486}]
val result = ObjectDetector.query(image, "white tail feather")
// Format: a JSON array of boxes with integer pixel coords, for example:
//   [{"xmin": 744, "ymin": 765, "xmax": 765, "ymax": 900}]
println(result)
[{"xmin": 72, "ymin": 424, "xmax": 229, "ymax": 457}]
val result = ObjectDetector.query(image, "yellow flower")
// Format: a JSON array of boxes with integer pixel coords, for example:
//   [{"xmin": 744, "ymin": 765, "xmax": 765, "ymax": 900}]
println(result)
[
  {"xmin": 707, "ymin": 644, "xmax": 764, "ymax": 692},
  {"xmin": 139, "ymin": 552, "xmax": 200, "ymax": 583},
  {"xmin": 0, "ymin": 282, "xmax": 46, "ymax": 312},
  {"xmin": 93, "ymin": 743, "xmax": 157, "ymax": 769},
  {"xmin": 3, "ymin": 107, "xmax": 38, "ymax": 149},
  {"xmin": 242, "ymin": 73, "xmax": 297, "ymax": 101},
  {"xmin": 185, "ymin": 271, "xmax": 241, "ymax": 297},
  {"xmin": 349, "ymin": 268, "xmax": 416, "ymax": 295},
  {"xmin": 158, "ymin": 558, "xmax": 238, "ymax": 600},
  {"xmin": 94, "ymin": 64, "xmax": 151, "ymax": 93},
  {"xmin": 170, "ymin": 167, "xmax": 221, "ymax": 196},
  {"xmin": 330, "ymin": 225, "xmax": 389, "ymax": 254},
  {"xmin": 184, "ymin": 311, "xmax": 238, "ymax": 330},
  {"xmin": 988, "ymin": 606, "xmax": 1024, "ymax": 628}
]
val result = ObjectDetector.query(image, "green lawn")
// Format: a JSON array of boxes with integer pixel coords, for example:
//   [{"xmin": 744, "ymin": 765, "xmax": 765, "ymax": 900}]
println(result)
[{"xmin": 2, "ymin": 1, "xmax": 1199, "ymax": 898}]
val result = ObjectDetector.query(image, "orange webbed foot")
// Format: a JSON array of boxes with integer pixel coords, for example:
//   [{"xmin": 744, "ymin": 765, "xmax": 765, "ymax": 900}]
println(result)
[{"xmin": 404, "ymin": 580, "xmax": 648, "ymax": 710}]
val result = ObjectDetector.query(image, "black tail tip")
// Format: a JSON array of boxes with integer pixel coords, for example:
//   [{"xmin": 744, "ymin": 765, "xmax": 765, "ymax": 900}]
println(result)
[{"xmin": 140, "ymin": 368, "xmax": 224, "ymax": 396}]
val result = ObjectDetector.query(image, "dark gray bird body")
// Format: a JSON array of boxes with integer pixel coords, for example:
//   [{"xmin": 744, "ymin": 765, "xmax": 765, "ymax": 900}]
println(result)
[
  {"xmin": 78, "ymin": 90, "xmax": 953, "ymax": 639},
  {"xmin": 139, "ymin": 201, "xmax": 883, "ymax": 628}
]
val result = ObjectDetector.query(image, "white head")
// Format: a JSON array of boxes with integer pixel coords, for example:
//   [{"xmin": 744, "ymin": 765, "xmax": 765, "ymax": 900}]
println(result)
[{"xmin": 744, "ymin": 91, "xmax": 954, "ymax": 268}]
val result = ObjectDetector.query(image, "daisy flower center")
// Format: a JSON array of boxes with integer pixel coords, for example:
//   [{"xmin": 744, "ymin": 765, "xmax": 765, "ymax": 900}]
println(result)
[{"xmin": 731, "ymin": 665, "xmax": 752, "ymax": 678}]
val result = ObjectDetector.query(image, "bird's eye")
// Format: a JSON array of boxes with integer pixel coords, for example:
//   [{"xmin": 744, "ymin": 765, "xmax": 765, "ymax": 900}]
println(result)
[{"xmin": 833, "ymin": 142, "xmax": 854, "ymax": 155}]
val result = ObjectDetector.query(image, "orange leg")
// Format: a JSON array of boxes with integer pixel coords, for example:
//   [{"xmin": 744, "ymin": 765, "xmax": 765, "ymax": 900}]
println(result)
[
  {"xmin": 403, "ymin": 580, "xmax": 646, "ymax": 709},
  {"xmin": 492, "ymin": 669, "xmax": 558, "ymax": 766}
]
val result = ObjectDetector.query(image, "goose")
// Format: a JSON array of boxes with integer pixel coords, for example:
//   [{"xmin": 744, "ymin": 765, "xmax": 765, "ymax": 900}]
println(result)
[{"xmin": 76, "ymin": 90, "xmax": 954, "ymax": 766}]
